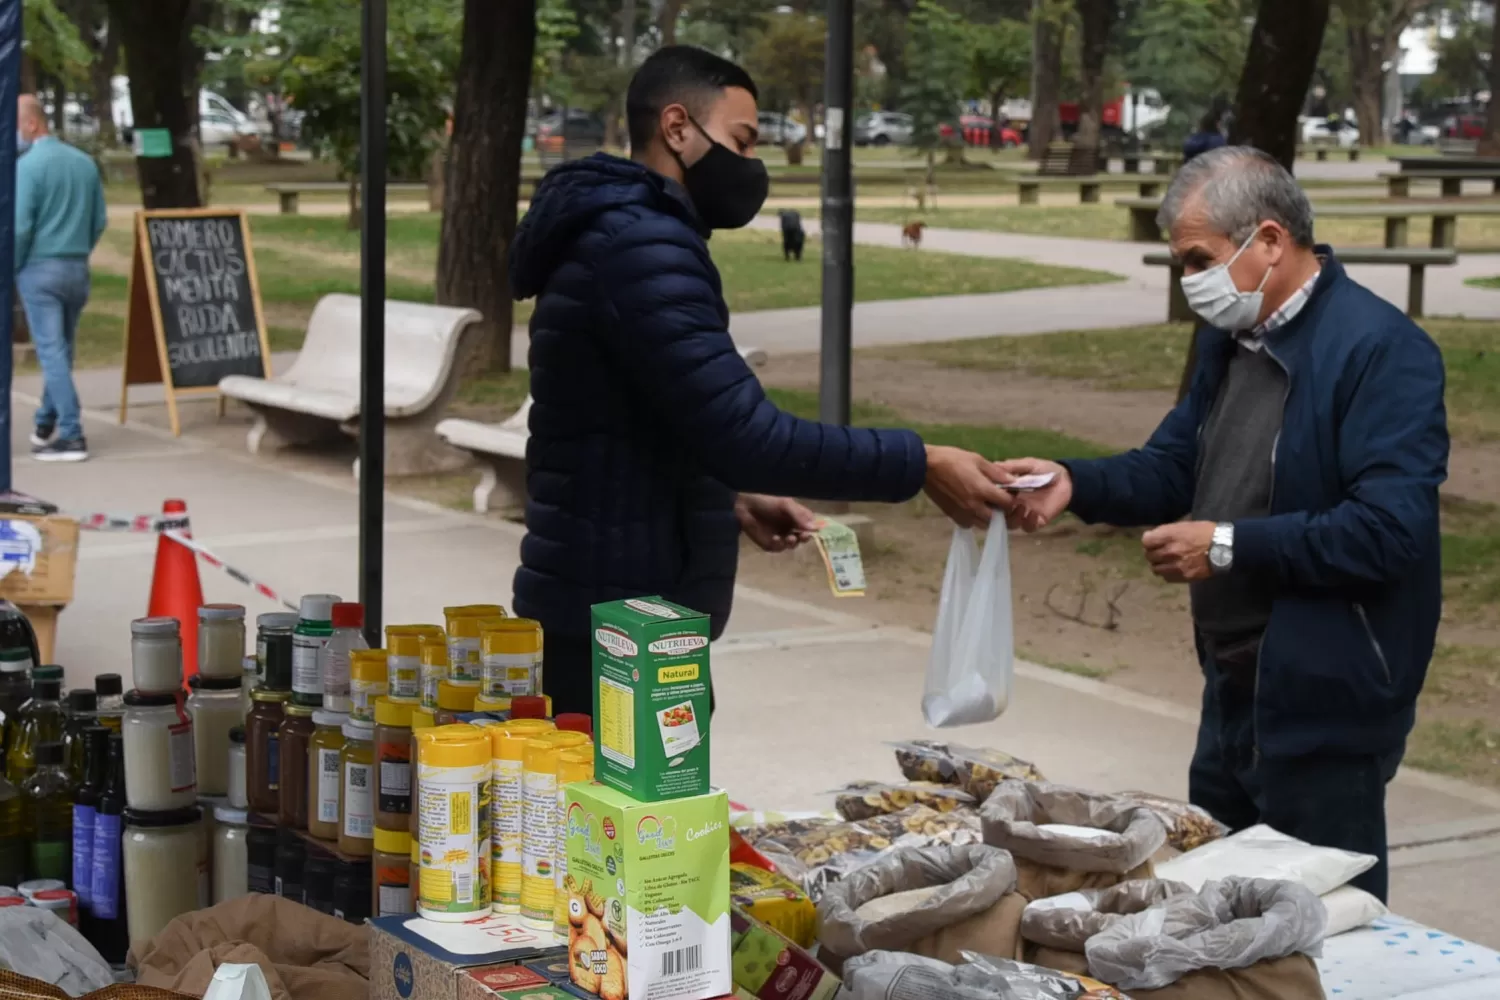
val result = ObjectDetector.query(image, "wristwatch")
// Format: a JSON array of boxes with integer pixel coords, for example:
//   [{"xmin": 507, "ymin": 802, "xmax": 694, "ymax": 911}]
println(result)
[{"xmin": 1209, "ymin": 522, "xmax": 1234, "ymax": 574}]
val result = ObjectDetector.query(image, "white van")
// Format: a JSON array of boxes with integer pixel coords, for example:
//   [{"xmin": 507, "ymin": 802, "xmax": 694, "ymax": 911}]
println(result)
[{"xmin": 112, "ymin": 76, "xmax": 268, "ymax": 147}]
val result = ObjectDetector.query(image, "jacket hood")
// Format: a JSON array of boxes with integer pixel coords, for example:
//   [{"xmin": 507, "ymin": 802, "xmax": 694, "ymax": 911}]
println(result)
[{"xmin": 510, "ymin": 153, "xmax": 704, "ymax": 300}]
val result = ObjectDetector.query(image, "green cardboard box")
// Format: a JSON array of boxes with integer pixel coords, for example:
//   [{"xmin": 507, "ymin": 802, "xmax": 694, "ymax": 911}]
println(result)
[
  {"xmin": 591, "ymin": 597, "xmax": 713, "ymax": 801},
  {"xmin": 563, "ymin": 781, "xmax": 731, "ymax": 1000}
]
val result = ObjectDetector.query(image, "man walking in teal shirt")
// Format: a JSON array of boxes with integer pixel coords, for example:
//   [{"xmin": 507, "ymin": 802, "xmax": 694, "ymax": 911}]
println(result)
[{"xmin": 16, "ymin": 94, "xmax": 107, "ymax": 461}]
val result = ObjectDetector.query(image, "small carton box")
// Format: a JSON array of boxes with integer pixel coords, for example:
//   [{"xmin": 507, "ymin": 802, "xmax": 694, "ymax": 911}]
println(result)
[
  {"xmin": 591, "ymin": 597, "xmax": 713, "ymax": 802},
  {"xmin": 368, "ymin": 911, "xmax": 562, "ymax": 1000},
  {"xmin": 729, "ymin": 908, "xmax": 841, "ymax": 1000},
  {"xmin": 0, "ymin": 511, "xmax": 77, "ymax": 604},
  {"xmin": 564, "ymin": 781, "xmax": 731, "ymax": 1000}
]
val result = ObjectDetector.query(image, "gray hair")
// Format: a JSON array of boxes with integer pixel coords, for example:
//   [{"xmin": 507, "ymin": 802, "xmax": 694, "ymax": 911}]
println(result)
[{"xmin": 1156, "ymin": 146, "xmax": 1315, "ymax": 247}]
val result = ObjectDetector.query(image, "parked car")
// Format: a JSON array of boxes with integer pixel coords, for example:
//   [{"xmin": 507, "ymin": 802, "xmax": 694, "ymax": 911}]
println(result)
[
  {"xmin": 1300, "ymin": 115, "xmax": 1359, "ymax": 148},
  {"xmin": 535, "ymin": 109, "xmax": 606, "ymax": 153},
  {"xmin": 111, "ymin": 76, "xmax": 267, "ymax": 147},
  {"xmin": 1444, "ymin": 114, "xmax": 1486, "ymax": 140},
  {"xmin": 940, "ymin": 115, "xmax": 1022, "ymax": 148},
  {"xmin": 757, "ymin": 111, "xmax": 807, "ymax": 146},
  {"xmin": 854, "ymin": 110, "xmax": 913, "ymax": 146}
]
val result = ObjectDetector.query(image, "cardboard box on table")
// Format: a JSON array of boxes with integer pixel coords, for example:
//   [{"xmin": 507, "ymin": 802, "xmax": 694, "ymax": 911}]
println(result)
[
  {"xmin": 368, "ymin": 911, "xmax": 566, "ymax": 1000},
  {"xmin": 0, "ymin": 498, "xmax": 78, "ymax": 663}
]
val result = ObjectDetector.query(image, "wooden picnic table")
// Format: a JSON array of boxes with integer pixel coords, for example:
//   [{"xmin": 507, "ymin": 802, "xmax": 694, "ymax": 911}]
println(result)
[
  {"xmin": 1383, "ymin": 169, "xmax": 1500, "ymax": 198},
  {"xmin": 1144, "ymin": 247, "xmax": 1456, "ymax": 320},
  {"xmin": 1118, "ymin": 196, "xmax": 1500, "ymax": 248},
  {"xmin": 1017, "ymin": 175, "xmax": 1165, "ymax": 205},
  {"xmin": 263, "ymin": 181, "xmax": 427, "ymax": 214}
]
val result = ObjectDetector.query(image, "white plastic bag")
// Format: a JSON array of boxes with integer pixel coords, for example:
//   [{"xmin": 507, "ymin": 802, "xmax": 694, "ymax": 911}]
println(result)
[
  {"xmin": 1155, "ymin": 823, "xmax": 1377, "ymax": 896},
  {"xmin": 923, "ymin": 512, "xmax": 1014, "ymax": 727}
]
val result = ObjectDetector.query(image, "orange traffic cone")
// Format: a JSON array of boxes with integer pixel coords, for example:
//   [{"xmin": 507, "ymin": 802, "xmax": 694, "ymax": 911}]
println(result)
[{"xmin": 147, "ymin": 499, "xmax": 204, "ymax": 683}]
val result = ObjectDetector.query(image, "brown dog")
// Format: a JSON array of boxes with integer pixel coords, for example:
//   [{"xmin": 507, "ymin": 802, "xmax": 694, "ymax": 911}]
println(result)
[{"xmin": 901, "ymin": 220, "xmax": 926, "ymax": 248}]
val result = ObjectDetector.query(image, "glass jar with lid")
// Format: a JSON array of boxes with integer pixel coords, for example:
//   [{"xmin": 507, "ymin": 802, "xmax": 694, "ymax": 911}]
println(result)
[
  {"xmin": 130, "ymin": 617, "xmax": 182, "ymax": 695},
  {"xmin": 212, "ymin": 806, "xmax": 250, "ymax": 903},
  {"xmin": 338, "ymin": 718, "xmax": 375, "ymax": 857},
  {"xmin": 187, "ymin": 675, "xmax": 242, "ymax": 797},
  {"xmin": 407, "ymin": 706, "xmax": 436, "ymax": 837},
  {"xmin": 277, "ymin": 705, "xmax": 315, "ymax": 829},
  {"xmin": 374, "ymin": 696, "xmax": 414, "ymax": 831},
  {"xmin": 434, "ymin": 681, "xmax": 477, "ymax": 726},
  {"xmin": 121, "ymin": 691, "xmax": 195, "ymax": 811},
  {"xmin": 307, "ymin": 710, "xmax": 347, "ymax": 841},
  {"xmin": 122, "ymin": 806, "xmax": 205, "ymax": 949},
  {"xmin": 256, "ymin": 613, "xmax": 298, "ymax": 693},
  {"xmin": 372, "ymin": 826, "xmax": 413, "ymax": 917},
  {"xmin": 349, "ymin": 649, "xmax": 388, "ymax": 724},
  {"xmin": 245, "ymin": 690, "xmax": 288, "ymax": 814},
  {"xmin": 227, "ymin": 725, "xmax": 247, "ymax": 809},
  {"xmin": 197, "ymin": 604, "xmax": 246, "ymax": 680},
  {"xmin": 480, "ymin": 619, "xmax": 541, "ymax": 699}
]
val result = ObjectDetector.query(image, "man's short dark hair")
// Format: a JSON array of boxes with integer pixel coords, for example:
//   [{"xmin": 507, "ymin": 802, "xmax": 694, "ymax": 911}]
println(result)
[{"xmin": 626, "ymin": 45, "xmax": 758, "ymax": 152}]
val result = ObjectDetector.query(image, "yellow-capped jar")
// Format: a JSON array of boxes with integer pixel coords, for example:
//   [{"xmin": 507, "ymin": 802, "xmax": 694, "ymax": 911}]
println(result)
[
  {"xmin": 489, "ymin": 719, "xmax": 556, "ymax": 913},
  {"xmin": 349, "ymin": 649, "xmax": 389, "ymax": 723},
  {"xmin": 417, "ymin": 724, "xmax": 491, "ymax": 922},
  {"xmin": 385, "ymin": 626, "xmax": 442, "ymax": 701},
  {"xmin": 520, "ymin": 730, "xmax": 590, "ymax": 928},
  {"xmin": 420, "ymin": 640, "xmax": 450, "ymax": 713},
  {"xmin": 408, "ymin": 704, "xmax": 437, "ymax": 838},
  {"xmin": 481, "ymin": 619, "xmax": 543, "ymax": 700},
  {"xmin": 435, "ymin": 680, "xmax": 477, "ymax": 726},
  {"xmin": 444, "ymin": 606, "xmax": 505, "ymax": 685}
]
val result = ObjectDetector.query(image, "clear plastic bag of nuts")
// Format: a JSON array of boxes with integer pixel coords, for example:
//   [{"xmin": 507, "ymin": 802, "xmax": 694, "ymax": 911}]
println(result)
[
  {"xmin": 892, "ymin": 740, "xmax": 1046, "ymax": 802},
  {"xmin": 1119, "ymin": 790, "xmax": 1228, "ymax": 853},
  {"xmin": 829, "ymin": 780, "xmax": 977, "ymax": 821}
]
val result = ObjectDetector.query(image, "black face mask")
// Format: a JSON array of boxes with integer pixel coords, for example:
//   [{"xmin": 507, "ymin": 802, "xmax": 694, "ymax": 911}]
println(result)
[{"xmin": 671, "ymin": 118, "xmax": 769, "ymax": 230}]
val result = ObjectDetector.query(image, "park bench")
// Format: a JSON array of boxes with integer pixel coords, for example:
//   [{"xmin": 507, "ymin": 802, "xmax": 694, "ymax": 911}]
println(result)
[
  {"xmin": 1119, "ymin": 196, "xmax": 1500, "ymax": 248},
  {"xmin": 1143, "ymin": 247, "xmax": 1456, "ymax": 321},
  {"xmin": 219, "ymin": 294, "xmax": 483, "ymax": 476},
  {"xmin": 1383, "ymin": 170, "xmax": 1500, "ymax": 198},
  {"xmin": 1304, "ymin": 146, "xmax": 1361, "ymax": 162},
  {"xmin": 436, "ymin": 346, "xmax": 769, "ymax": 513},
  {"xmin": 262, "ymin": 181, "xmax": 428, "ymax": 215},
  {"xmin": 1019, "ymin": 175, "xmax": 1164, "ymax": 205}
]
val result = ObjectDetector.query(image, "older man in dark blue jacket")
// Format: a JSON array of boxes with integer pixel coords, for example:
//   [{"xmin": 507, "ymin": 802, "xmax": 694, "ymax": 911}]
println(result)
[
  {"xmin": 1002, "ymin": 147, "xmax": 1448, "ymax": 902},
  {"xmin": 510, "ymin": 46, "xmax": 1015, "ymax": 716}
]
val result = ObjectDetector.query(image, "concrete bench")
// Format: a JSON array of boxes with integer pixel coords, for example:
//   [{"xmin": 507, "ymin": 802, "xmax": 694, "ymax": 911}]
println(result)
[
  {"xmin": 1119, "ymin": 196, "xmax": 1500, "ymax": 248},
  {"xmin": 1384, "ymin": 170, "xmax": 1500, "ymax": 198},
  {"xmin": 219, "ymin": 294, "xmax": 482, "ymax": 476},
  {"xmin": 1143, "ymin": 247, "xmax": 1456, "ymax": 321},
  {"xmin": 437, "ymin": 346, "xmax": 769, "ymax": 513},
  {"xmin": 1018, "ymin": 175, "xmax": 1164, "ymax": 206},
  {"xmin": 263, "ymin": 181, "xmax": 428, "ymax": 214}
]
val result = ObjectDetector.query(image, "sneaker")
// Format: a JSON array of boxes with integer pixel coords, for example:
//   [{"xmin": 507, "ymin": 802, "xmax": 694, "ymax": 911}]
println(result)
[
  {"xmin": 31, "ymin": 438, "xmax": 88, "ymax": 463},
  {"xmin": 29, "ymin": 424, "xmax": 53, "ymax": 447}
]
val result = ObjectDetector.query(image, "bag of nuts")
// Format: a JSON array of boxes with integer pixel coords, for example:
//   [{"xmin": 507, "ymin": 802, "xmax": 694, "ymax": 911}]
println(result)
[
  {"xmin": 830, "ymin": 780, "xmax": 976, "ymax": 821},
  {"xmin": 892, "ymin": 740, "xmax": 1046, "ymax": 802},
  {"xmin": 1119, "ymin": 791, "xmax": 1228, "ymax": 853}
]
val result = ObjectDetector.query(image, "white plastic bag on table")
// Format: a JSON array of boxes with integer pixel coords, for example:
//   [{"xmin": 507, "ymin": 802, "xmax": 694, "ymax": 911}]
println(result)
[
  {"xmin": 1155, "ymin": 822, "xmax": 1376, "ymax": 896},
  {"xmin": 924, "ymin": 512, "xmax": 1014, "ymax": 727},
  {"xmin": 202, "ymin": 964, "xmax": 275, "ymax": 1000}
]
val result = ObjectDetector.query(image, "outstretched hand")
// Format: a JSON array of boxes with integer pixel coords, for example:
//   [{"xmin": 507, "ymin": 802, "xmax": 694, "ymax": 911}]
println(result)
[
  {"xmin": 995, "ymin": 458, "xmax": 1072, "ymax": 532},
  {"xmin": 735, "ymin": 494, "xmax": 819, "ymax": 552}
]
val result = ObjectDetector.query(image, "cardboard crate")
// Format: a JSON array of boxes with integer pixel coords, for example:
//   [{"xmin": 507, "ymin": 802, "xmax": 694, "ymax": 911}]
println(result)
[
  {"xmin": 0, "ymin": 512, "xmax": 78, "ymax": 605},
  {"xmin": 368, "ymin": 911, "xmax": 564, "ymax": 1000}
]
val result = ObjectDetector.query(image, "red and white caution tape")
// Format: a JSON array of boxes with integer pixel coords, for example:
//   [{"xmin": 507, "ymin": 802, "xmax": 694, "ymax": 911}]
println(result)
[{"xmin": 74, "ymin": 510, "xmax": 297, "ymax": 610}]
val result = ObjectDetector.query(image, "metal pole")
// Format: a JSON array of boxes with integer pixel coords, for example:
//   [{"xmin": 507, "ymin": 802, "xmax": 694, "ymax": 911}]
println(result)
[
  {"xmin": 359, "ymin": 0, "xmax": 387, "ymax": 644},
  {"xmin": 0, "ymin": 0, "xmax": 18, "ymax": 495},
  {"xmin": 819, "ymin": 0, "xmax": 853, "ymax": 426}
]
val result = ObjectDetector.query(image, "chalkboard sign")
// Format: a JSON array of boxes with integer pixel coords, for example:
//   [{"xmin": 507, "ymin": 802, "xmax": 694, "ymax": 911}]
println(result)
[{"xmin": 120, "ymin": 208, "xmax": 272, "ymax": 436}]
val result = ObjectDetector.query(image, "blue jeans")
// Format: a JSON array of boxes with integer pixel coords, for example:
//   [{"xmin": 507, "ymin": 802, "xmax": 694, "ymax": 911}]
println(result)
[
  {"xmin": 1189, "ymin": 653, "xmax": 1404, "ymax": 902},
  {"xmin": 17, "ymin": 258, "xmax": 90, "ymax": 442}
]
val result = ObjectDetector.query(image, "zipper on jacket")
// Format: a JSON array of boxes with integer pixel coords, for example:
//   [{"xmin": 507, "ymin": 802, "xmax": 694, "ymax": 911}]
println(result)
[
  {"xmin": 1354, "ymin": 603, "xmax": 1393, "ymax": 684},
  {"xmin": 1249, "ymin": 344, "xmax": 1293, "ymax": 769}
]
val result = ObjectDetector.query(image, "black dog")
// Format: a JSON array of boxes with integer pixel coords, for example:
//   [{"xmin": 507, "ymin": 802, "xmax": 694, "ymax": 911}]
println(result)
[{"xmin": 779, "ymin": 209, "xmax": 806, "ymax": 261}]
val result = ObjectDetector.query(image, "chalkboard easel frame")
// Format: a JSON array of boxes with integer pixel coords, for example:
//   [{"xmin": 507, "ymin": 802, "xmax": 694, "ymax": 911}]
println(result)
[{"xmin": 119, "ymin": 207, "xmax": 273, "ymax": 437}]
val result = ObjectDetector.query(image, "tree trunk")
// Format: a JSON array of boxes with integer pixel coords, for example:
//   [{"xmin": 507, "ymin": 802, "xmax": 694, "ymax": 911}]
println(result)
[
  {"xmin": 346, "ymin": 179, "xmax": 360, "ymax": 231},
  {"xmin": 991, "ymin": 86, "xmax": 1006, "ymax": 149},
  {"xmin": 657, "ymin": 0, "xmax": 684, "ymax": 44},
  {"xmin": 90, "ymin": 10, "xmax": 120, "ymax": 148},
  {"xmin": 436, "ymin": 0, "xmax": 536, "ymax": 374},
  {"xmin": 1073, "ymin": 0, "xmax": 1116, "ymax": 153},
  {"xmin": 1481, "ymin": 7, "xmax": 1500, "ymax": 155},
  {"xmin": 19, "ymin": 54, "xmax": 35, "ymax": 94},
  {"xmin": 1029, "ymin": 1, "xmax": 1063, "ymax": 159},
  {"xmin": 1346, "ymin": 21, "xmax": 1385, "ymax": 147},
  {"xmin": 1227, "ymin": 0, "xmax": 1330, "ymax": 171},
  {"xmin": 107, "ymin": 0, "xmax": 205, "ymax": 207}
]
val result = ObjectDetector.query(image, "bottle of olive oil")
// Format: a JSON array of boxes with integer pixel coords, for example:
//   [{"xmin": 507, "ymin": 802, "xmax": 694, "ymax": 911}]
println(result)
[
  {"xmin": 22, "ymin": 740, "xmax": 75, "ymax": 881},
  {"xmin": 6, "ymin": 678, "xmax": 64, "ymax": 784},
  {"xmin": 0, "ymin": 770, "xmax": 23, "ymax": 885}
]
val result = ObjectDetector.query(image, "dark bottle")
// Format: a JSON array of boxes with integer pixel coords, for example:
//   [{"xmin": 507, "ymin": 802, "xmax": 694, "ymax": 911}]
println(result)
[
  {"xmin": 32, "ymin": 664, "xmax": 63, "ymax": 684},
  {"xmin": 0, "ymin": 646, "xmax": 31, "ymax": 776},
  {"xmin": 62, "ymin": 689, "xmax": 97, "ymax": 783},
  {"xmin": 94, "ymin": 674, "xmax": 124, "ymax": 733},
  {"xmin": 91, "ymin": 733, "xmax": 129, "ymax": 965},
  {"xmin": 303, "ymin": 854, "xmax": 337, "ymax": 914},
  {"xmin": 72, "ymin": 727, "xmax": 110, "ymax": 921},
  {"xmin": 22, "ymin": 740, "xmax": 74, "ymax": 880},
  {"xmin": 0, "ymin": 769, "xmax": 22, "ymax": 885},
  {"xmin": 0, "ymin": 602, "xmax": 40, "ymax": 668},
  {"xmin": 333, "ymin": 858, "xmax": 371, "ymax": 924},
  {"xmin": 7, "ymin": 679, "xmax": 64, "ymax": 785}
]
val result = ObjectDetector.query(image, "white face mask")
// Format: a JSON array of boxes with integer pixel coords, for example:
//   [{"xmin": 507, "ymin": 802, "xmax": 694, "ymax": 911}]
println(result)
[{"xmin": 1180, "ymin": 228, "xmax": 1273, "ymax": 330}]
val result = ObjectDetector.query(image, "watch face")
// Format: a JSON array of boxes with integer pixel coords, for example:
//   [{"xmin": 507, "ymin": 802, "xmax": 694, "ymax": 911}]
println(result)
[{"xmin": 1209, "ymin": 545, "xmax": 1232, "ymax": 568}]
